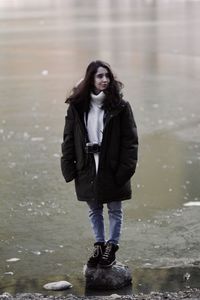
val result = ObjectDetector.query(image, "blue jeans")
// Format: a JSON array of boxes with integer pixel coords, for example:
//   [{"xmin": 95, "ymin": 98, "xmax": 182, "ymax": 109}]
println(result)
[{"xmin": 87, "ymin": 200, "xmax": 123, "ymax": 245}]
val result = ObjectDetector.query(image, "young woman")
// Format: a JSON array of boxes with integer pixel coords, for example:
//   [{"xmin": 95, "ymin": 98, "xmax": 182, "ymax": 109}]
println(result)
[{"xmin": 61, "ymin": 60, "xmax": 138, "ymax": 268}]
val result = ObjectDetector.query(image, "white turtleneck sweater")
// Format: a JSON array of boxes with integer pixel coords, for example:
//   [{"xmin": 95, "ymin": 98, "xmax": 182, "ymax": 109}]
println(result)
[{"xmin": 86, "ymin": 91, "xmax": 105, "ymax": 173}]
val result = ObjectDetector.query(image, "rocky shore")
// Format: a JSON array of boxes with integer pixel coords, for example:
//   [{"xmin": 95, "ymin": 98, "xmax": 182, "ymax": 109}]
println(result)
[{"xmin": 1, "ymin": 289, "xmax": 200, "ymax": 300}]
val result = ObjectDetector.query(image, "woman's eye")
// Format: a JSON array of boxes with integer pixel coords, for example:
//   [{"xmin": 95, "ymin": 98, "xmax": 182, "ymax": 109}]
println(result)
[{"xmin": 96, "ymin": 73, "xmax": 109, "ymax": 79}]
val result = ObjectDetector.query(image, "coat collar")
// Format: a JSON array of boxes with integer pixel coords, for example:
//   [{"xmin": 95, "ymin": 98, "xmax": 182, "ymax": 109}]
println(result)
[{"xmin": 71, "ymin": 99, "xmax": 127, "ymax": 125}]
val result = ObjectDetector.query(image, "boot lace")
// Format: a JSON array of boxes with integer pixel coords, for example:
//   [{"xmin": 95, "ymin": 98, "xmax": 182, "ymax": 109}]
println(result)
[
  {"xmin": 92, "ymin": 245, "xmax": 100, "ymax": 258},
  {"xmin": 102, "ymin": 243, "xmax": 112, "ymax": 259}
]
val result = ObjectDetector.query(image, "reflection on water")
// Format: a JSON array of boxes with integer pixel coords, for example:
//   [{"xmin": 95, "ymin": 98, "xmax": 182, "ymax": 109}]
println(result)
[
  {"xmin": 1, "ymin": 266, "xmax": 200, "ymax": 296},
  {"xmin": 0, "ymin": 0, "xmax": 200, "ymax": 296},
  {"xmin": 133, "ymin": 267, "xmax": 200, "ymax": 295}
]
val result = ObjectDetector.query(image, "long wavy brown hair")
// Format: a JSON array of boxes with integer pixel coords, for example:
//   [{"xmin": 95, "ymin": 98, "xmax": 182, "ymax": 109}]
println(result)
[{"xmin": 65, "ymin": 60, "xmax": 124, "ymax": 111}]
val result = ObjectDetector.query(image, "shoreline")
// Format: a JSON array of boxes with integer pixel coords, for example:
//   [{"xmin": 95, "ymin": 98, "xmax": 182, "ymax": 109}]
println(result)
[{"xmin": 1, "ymin": 289, "xmax": 200, "ymax": 300}]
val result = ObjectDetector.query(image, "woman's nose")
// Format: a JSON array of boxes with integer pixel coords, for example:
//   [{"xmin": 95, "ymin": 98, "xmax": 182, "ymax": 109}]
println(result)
[{"xmin": 102, "ymin": 75, "xmax": 108, "ymax": 82}]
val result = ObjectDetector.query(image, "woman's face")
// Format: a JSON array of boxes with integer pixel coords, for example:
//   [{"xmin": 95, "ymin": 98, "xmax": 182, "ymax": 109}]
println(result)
[{"xmin": 93, "ymin": 66, "xmax": 110, "ymax": 93}]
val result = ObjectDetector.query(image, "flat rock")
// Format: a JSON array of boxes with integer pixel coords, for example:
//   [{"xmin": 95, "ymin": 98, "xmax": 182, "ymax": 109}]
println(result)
[
  {"xmin": 83, "ymin": 262, "xmax": 132, "ymax": 290},
  {"xmin": 43, "ymin": 280, "xmax": 72, "ymax": 291}
]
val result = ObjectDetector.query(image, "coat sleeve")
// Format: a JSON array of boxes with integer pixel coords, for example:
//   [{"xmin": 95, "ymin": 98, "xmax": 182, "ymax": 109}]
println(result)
[
  {"xmin": 61, "ymin": 105, "xmax": 76, "ymax": 182},
  {"xmin": 115, "ymin": 102, "xmax": 138, "ymax": 186}
]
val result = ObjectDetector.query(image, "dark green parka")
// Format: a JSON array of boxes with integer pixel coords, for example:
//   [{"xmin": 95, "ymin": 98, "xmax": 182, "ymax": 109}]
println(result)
[{"xmin": 61, "ymin": 99, "xmax": 138, "ymax": 203}]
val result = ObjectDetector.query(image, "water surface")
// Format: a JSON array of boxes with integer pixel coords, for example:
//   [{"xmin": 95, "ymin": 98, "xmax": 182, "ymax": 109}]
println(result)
[{"xmin": 0, "ymin": 0, "xmax": 200, "ymax": 296}]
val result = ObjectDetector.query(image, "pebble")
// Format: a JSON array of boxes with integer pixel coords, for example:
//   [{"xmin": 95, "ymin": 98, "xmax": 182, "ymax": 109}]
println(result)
[
  {"xmin": 1, "ymin": 290, "xmax": 200, "ymax": 299},
  {"xmin": 0, "ymin": 293, "xmax": 12, "ymax": 299},
  {"xmin": 109, "ymin": 294, "xmax": 121, "ymax": 299},
  {"xmin": 43, "ymin": 280, "xmax": 72, "ymax": 291},
  {"xmin": 183, "ymin": 272, "xmax": 191, "ymax": 281}
]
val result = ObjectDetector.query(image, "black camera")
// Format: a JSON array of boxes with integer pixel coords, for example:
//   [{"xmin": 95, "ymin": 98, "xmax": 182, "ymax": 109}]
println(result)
[{"xmin": 85, "ymin": 143, "xmax": 101, "ymax": 154}]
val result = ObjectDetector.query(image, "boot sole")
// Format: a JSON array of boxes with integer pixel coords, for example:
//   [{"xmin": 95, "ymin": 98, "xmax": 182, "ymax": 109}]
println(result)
[
  {"xmin": 98, "ymin": 260, "xmax": 116, "ymax": 268},
  {"xmin": 87, "ymin": 263, "xmax": 98, "ymax": 268}
]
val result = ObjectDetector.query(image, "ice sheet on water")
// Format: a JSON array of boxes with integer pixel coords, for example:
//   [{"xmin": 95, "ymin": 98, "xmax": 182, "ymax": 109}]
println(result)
[
  {"xmin": 184, "ymin": 201, "xmax": 200, "ymax": 207},
  {"xmin": 8, "ymin": 162, "xmax": 16, "ymax": 168},
  {"xmin": 4, "ymin": 272, "xmax": 14, "ymax": 276},
  {"xmin": 23, "ymin": 132, "xmax": 30, "ymax": 139},
  {"xmin": 18, "ymin": 198, "xmax": 66, "ymax": 217},
  {"xmin": 7, "ymin": 131, "xmax": 14, "ymax": 139},
  {"xmin": 41, "ymin": 70, "xmax": 48, "ymax": 76},
  {"xmin": 32, "ymin": 251, "xmax": 41, "ymax": 255},
  {"xmin": 152, "ymin": 103, "xmax": 159, "ymax": 108},
  {"xmin": 6, "ymin": 258, "xmax": 20, "ymax": 262},
  {"xmin": 44, "ymin": 249, "xmax": 55, "ymax": 253},
  {"xmin": 31, "ymin": 137, "xmax": 44, "ymax": 142},
  {"xmin": 167, "ymin": 121, "xmax": 175, "ymax": 126}
]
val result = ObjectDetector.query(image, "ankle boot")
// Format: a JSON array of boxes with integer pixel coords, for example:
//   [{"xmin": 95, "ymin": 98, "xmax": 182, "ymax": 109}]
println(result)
[
  {"xmin": 87, "ymin": 242, "xmax": 105, "ymax": 268},
  {"xmin": 99, "ymin": 242, "xmax": 119, "ymax": 268}
]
